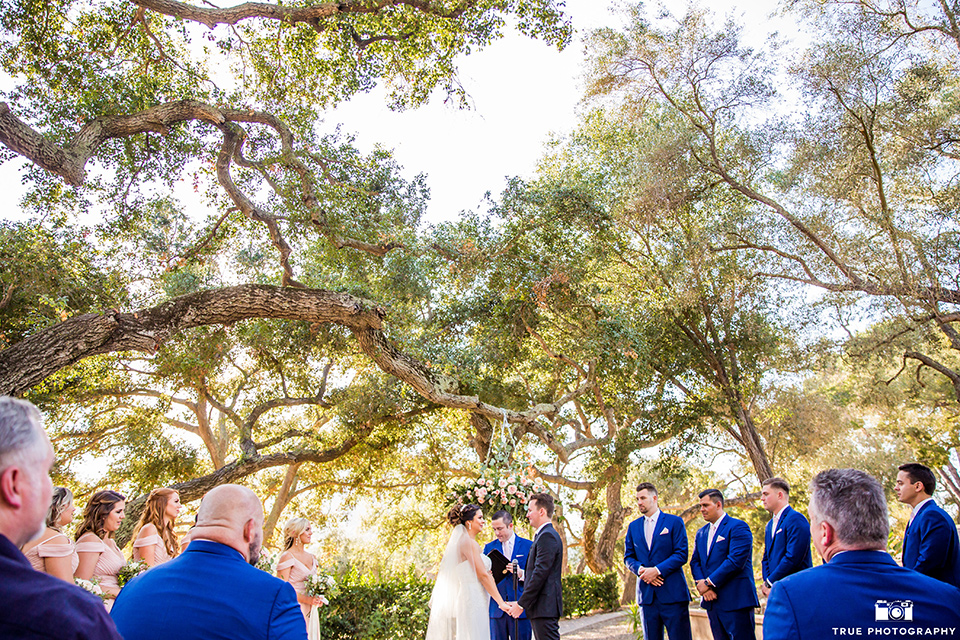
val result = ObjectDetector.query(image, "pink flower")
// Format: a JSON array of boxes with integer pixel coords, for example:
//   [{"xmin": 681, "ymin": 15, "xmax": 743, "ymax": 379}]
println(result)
[
  {"xmin": 498, "ymin": 478, "xmax": 508, "ymax": 488},
  {"xmin": 477, "ymin": 488, "xmax": 488, "ymax": 498},
  {"xmin": 507, "ymin": 485, "xmax": 517, "ymax": 495},
  {"xmin": 478, "ymin": 479, "xmax": 486, "ymax": 486},
  {"xmin": 501, "ymin": 496, "xmax": 508, "ymax": 504},
  {"xmin": 479, "ymin": 498, "xmax": 485, "ymax": 504},
  {"xmin": 520, "ymin": 497, "xmax": 527, "ymax": 504},
  {"xmin": 509, "ymin": 499, "xmax": 517, "ymax": 507}
]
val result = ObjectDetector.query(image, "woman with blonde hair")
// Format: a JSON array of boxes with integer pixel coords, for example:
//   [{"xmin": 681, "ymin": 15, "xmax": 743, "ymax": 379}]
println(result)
[
  {"xmin": 131, "ymin": 488, "xmax": 182, "ymax": 566},
  {"xmin": 21, "ymin": 487, "xmax": 79, "ymax": 582},
  {"xmin": 75, "ymin": 490, "xmax": 126, "ymax": 606},
  {"xmin": 276, "ymin": 517, "xmax": 325, "ymax": 640}
]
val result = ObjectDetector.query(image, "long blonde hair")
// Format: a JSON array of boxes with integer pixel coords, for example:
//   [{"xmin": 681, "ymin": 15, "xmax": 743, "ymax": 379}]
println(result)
[
  {"xmin": 282, "ymin": 517, "xmax": 311, "ymax": 551},
  {"xmin": 46, "ymin": 487, "xmax": 73, "ymax": 531},
  {"xmin": 132, "ymin": 488, "xmax": 181, "ymax": 558}
]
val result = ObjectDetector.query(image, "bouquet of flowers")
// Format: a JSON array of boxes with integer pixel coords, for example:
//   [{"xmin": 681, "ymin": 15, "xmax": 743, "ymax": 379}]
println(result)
[
  {"xmin": 75, "ymin": 577, "xmax": 109, "ymax": 601},
  {"xmin": 446, "ymin": 469, "xmax": 549, "ymax": 522},
  {"xmin": 255, "ymin": 549, "xmax": 278, "ymax": 575},
  {"xmin": 304, "ymin": 571, "xmax": 338, "ymax": 603},
  {"xmin": 117, "ymin": 559, "xmax": 149, "ymax": 587}
]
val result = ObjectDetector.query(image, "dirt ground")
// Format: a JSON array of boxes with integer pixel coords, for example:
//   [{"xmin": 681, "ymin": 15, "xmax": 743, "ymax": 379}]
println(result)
[{"xmin": 561, "ymin": 616, "xmax": 637, "ymax": 640}]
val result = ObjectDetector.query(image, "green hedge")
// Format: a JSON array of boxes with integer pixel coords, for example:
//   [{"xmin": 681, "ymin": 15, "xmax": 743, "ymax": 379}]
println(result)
[
  {"xmin": 561, "ymin": 572, "xmax": 620, "ymax": 617},
  {"xmin": 318, "ymin": 568, "xmax": 432, "ymax": 640}
]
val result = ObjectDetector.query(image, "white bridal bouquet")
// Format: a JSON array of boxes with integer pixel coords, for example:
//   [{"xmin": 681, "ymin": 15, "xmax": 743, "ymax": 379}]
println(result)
[
  {"xmin": 304, "ymin": 571, "xmax": 338, "ymax": 603},
  {"xmin": 75, "ymin": 577, "xmax": 108, "ymax": 601}
]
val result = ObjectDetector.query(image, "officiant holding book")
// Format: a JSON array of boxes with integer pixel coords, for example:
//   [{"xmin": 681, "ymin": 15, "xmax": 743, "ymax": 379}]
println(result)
[{"xmin": 484, "ymin": 510, "xmax": 532, "ymax": 640}]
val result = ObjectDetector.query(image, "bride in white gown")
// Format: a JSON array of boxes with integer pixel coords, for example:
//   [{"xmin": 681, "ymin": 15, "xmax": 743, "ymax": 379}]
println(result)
[{"xmin": 426, "ymin": 504, "xmax": 510, "ymax": 640}]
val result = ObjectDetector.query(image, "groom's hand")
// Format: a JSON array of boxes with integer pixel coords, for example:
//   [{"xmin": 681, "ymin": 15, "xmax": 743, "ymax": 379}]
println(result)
[{"xmin": 506, "ymin": 602, "xmax": 524, "ymax": 618}]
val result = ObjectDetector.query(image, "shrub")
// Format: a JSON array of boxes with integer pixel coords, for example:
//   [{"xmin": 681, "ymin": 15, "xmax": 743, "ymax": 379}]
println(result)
[
  {"xmin": 318, "ymin": 567, "xmax": 432, "ymax": 640},
  {"xmin": 561, "ymin": 572, "xmax": 620, "ymax": 617}
]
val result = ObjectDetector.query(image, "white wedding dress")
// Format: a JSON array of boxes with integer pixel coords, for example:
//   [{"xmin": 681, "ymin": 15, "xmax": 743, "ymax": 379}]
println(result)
[{"xmin": 425, "ymin": 525, "xmax": 491, "ymax": 640}]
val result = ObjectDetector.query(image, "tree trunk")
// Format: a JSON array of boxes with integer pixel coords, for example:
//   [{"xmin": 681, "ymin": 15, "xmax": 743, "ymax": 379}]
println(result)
[
  {"xmin": 937, "ymin": 455, "xmax": 960, "ymax": 512},
  {"xmin": 621, "ymin": 569, "xmax": 637, "ymax": 605},
  {"xmin": 264, "ymin": 463, "xmax": 301, "ymax": 546}
]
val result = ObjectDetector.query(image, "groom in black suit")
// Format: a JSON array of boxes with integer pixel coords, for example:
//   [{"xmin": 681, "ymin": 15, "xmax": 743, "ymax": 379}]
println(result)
[{"xmin": 506, "ymin": 493, "xmax": 563, "ymax": 640}]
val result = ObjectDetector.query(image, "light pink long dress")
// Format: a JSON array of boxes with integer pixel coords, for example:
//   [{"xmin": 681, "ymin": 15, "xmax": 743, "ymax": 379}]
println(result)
[
  {"xmin": 277, "ymin": 553, "xmax": 320, "ymax": 639},
  {"xmin": 132, "ymin": 533, "xmax": 171, "ymax": 565},
  {"xmin": 76, "ymin": 533, "xmax": 125, "ymax": 609},
  {"xmin": 24, "ymin": 532, "xmax": 79, "ymax": 575}
]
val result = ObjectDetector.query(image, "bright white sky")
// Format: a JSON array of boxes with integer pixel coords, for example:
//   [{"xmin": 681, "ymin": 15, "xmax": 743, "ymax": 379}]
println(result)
[
  {"xmin": 326, "ymin": 0, "xmax": 783, "ymax": 224},
  {"xmin": 0, "ymin": 0, "xmax": 782, "ymax": 225}
]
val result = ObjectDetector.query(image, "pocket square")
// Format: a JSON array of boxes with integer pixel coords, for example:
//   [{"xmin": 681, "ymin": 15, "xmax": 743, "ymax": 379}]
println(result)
[
  {"xmin": 775, "ymin": 529, "xmax": 783, "ymax": 534},
  {"xmin": 716, "ymin": 536, "xmax": 726, "ymax": 542},
  {"xmin": 660, "ymin": 528, "xmax": 670, "ymax": 535}
]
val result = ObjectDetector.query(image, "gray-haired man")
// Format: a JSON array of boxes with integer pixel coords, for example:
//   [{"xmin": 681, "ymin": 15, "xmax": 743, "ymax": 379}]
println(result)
[
  {"xmin": 0, "ymin": 396, "xmax": 122, "ymax": 639},
  {"xmin": 764, "ymin": 469, "xmax": 960, "ymax": 639}
]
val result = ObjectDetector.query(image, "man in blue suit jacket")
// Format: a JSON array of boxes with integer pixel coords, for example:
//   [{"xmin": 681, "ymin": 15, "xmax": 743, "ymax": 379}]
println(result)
[
  {"xmin": 484, "ymin": 510, "xmax": 532, "ymax": 640},
  {"xmin": 623, "ymin": 482, "xmax": 692, "ymax": 640},
  {"xmin": 765, "ymin": 468, "xmax": 960, "ymax": 639},
  {"xmin": 112, "ymin": 485, "xmax": 306, "ymax": 640},
  {"xmin": 895, "ymin": 462, "xmax": 960, "ymax": 588},
  {"xmin": 759, "ymin": 477, "xmax": 812, "ymax": 598},
  {"xmin": 690, "ymin": 489, "xmax": 759, "ymax": 640}
]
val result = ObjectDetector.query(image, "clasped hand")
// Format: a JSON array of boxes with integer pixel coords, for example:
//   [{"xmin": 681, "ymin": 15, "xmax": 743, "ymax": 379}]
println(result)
[
  {"xmin": 500, "ymin": 602, "xmax": 523, "ymax": 618},
  {"xmin": 695, "ymin": 580, "xmax": 717, "ymax": 601},
  {"xmin": 638, "ymin": 567, "xmax": 663, "ymax": 587}
]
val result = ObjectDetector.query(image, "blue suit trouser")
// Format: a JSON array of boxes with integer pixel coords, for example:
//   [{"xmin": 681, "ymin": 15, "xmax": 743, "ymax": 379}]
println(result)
[
  {"xmin": 640, "ymin": 600, "xmax": 692, "ymax": 640},
  {"xmin": 490, "ymin": 614, "xmax": 532, "ymax": 640},
  {"xmin": 706, "ymin": 607, "xmax": 756, "ymax": 640}
]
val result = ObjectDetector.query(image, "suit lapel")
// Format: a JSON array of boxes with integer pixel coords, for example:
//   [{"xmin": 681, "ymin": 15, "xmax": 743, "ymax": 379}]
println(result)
[{"xmin": 706, "ymin": 517, "xmax": 728, "ymax": 561}]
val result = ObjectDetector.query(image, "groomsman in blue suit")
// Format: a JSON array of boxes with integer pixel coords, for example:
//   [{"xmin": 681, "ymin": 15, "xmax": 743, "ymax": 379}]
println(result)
[
  {"xmin": 690, "ymin": 489, "xmax": 759, "ymax": 640},
  {"xmin": 764, "ymin": 469, "xmax": 960, "ymax": 639},
  {"xmin": 895, "ymin": 462, "xmax": 960, "ymax": 588},
  {"xmin": 623, "ymin": 482, "xmax": 692, "ymax": 640},
  {"xmin": 759, "ymin": 477, "xmax": 812, "ymax": 598},
  {"xmin": 484, "ymin": 510, "xmax": 532, "ymax": 640}
]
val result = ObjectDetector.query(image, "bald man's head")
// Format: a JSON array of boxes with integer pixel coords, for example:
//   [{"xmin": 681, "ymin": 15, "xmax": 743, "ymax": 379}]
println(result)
[{"xmin": 193, "ymin": 484, "xmax": 264, "ymax": 564}]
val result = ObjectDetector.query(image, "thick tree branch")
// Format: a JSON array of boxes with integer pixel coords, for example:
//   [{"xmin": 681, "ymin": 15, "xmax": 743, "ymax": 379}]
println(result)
[{"xmin": 131, "ymin": 0, "xmax": 476, "ymax": 30}]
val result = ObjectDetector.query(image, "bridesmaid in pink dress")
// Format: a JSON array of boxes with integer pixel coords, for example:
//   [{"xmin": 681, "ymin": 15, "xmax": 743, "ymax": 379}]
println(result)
[
  {"xmin": 277, "ymin": 517, "xmax": 326, "ymax": 640},
  {"xmin": 131, "ymin": 488, "xmax": 181, "ymax": 566},
  {"xmin": 20, "ymin": 487, "xmax": 79, "ymax": 582},
  {"xmin": 75, "ymin": 490, "xmax": 126, "ymax": 606}
]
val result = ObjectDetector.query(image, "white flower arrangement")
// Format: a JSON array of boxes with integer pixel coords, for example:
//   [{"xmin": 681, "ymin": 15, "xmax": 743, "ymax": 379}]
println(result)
[
  {"xmin": 447, "ymin": 469, "xmax": 552, "ymax": 522},
  {"xmin": 304, "ymin": 571, "xmax": 338, "ymax": 603},
  {"xmin": 75, "ymin": 577, "xmax": 109, "ymax": 601}
]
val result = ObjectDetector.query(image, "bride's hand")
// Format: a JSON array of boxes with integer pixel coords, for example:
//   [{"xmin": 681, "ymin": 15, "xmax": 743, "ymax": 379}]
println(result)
[{"xmin": 498, "ymin": 601, "xmax": 512, "ymax": 613}]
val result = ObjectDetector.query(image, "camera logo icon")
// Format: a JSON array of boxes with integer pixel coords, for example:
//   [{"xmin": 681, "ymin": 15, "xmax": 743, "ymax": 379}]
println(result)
[{"xmin": 875, "ymin": 600, "xmax": 914, "ymax": 621}]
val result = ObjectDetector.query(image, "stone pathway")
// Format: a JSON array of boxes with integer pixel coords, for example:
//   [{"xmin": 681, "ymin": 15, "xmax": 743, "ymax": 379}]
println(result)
[{"xmin": 559, "ymin": 611, "xmax": 633, "ymax": 639}]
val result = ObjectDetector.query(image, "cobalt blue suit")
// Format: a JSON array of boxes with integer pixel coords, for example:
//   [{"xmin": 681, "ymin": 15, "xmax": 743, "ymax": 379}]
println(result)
[
  {"xmin": 690, "ymin": 515, "xmax": 759, "ymax": 640},
  {"xmin": 484, "ymin": 534, "xmax": 532, "ymax": 640},
  {"xmin": 761, "ymin": 506, "xmax": 812, "ymax": 586},
  {"xmin": 111, "ymin": 540, "xmax": 307, "ymax": 640},
  {"xmin": 623, "ymin": 511, "xmax": 692, "ymax": 640},
  {"xmin": 902, "ymin": 500, "xmax": 960, "ymax": 588},
  {"xmin": 764, "ymin": 550, "xmax": 960, "ymax": 639}
]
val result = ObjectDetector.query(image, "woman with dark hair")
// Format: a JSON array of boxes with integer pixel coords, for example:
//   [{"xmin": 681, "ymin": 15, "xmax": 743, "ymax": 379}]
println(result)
[
  {"xmin": 131, "ymin": 488, "xmax": 181, "ymax": 567},
  {"xmin": 75, "ymin": 490, "xmax": 126, "ymax": 605},
  {"xmin": 426, "ymin": 504, "xmax": 510, "ymax": 640},
  {"xmin": 21, "ymin": 487, "xmax": 78, "ymax": 582}
]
